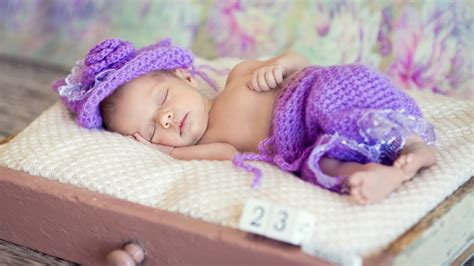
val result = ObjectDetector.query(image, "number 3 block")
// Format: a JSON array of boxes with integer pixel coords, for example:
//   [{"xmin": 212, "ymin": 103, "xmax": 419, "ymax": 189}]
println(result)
[
  {"xmin": 239, "ymin": 199, "xmax": 315, "ymax": 246},
  {"xmin": 265, "ymin": 205, "xmax": 298, "ymax": 244}
]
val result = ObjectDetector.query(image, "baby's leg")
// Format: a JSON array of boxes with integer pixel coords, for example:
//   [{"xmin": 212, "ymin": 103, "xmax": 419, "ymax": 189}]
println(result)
[
  {"xmin": 393, "ymin": 135, "xmax": 437, "ymax": 177},
  {"xmin": 320, "ymin": 158, "xmax": 408, "ymax": 204}
]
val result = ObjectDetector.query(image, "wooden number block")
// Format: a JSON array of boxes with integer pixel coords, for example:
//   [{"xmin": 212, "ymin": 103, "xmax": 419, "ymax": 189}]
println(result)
[
  {"xmin": 239, "ymin": 199, "xmax": 272, "ymax": 235},
  {"xmin": 266, "ymin": 206, "xmax": 316, "ymax": 245},
  {"xmin": 239, "ymin": 199, "xmax": 316, "ymax": 246},
  {"xmin": 292, "ymin": 210, "xmax": 316, "ymax": 245},
  {"xmin": 265, "ymin": 205, "xmax": 298, "ymax": 244}
]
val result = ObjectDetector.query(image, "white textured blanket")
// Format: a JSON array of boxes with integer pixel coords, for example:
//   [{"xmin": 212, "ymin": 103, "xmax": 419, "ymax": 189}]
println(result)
[{"xmin": 1, "ymin": 59, "xmax": 473, "ymax": 258}]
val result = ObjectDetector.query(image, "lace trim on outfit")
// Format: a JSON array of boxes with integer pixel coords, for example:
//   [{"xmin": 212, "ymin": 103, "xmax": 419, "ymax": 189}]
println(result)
[{"xmin": 307, "ymin": 109, "xmax": 435, "ymax": 191}]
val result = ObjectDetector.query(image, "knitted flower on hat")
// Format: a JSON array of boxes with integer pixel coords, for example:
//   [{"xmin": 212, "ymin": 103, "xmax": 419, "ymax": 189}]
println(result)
[{"xmin": 52, "ymin": 38, "xmax": 194, "ymax": 128}]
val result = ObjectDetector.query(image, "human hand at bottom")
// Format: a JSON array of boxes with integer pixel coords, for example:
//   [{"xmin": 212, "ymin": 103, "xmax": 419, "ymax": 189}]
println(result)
[{"xmin": 131, "ymin": 133, "xmax": 175, "ymax": 155}]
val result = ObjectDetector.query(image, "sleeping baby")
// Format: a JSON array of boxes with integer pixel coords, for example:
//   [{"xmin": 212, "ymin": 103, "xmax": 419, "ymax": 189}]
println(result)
[{"xmin": 53, "ymin": 38, "xmax": 437, "ymax": 204}]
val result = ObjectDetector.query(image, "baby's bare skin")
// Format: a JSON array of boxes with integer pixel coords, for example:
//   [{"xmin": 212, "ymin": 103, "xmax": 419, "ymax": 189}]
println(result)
[
  {"xmin": 107, "ymin": 52, "xmax": 437, "ymax": 204},
  {"xmin": 193, "ymin": 52, "xmax": 310, "ymax": 154},
  {"xmin": 198, "ymin": 65, "xmax": 279, "ymax": 153}
]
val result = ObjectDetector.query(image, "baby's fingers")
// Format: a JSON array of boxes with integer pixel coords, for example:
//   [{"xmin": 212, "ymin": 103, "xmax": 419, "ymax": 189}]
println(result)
[
  {"xmin": 253, "ymin": 67, "xmax": 277, "ymax": 91},
  {"xmin": 249, "ymin": 71, "xmax": 261, "ymax": 92},
  {"xmin": 257, "ymin": 70, "xmax": 271, "ymax": 91},
  {"xmin": 264, "ymin": 70, "xmax": 277, "ymax": 89},
  {"xmin": 249, "ymin": 71, "xmax": 267, "ymax": 92},
  {"xmin": 273, "ymin": 66, "xmax": 285, "ymax": 84},
  {"xmin": 248, "ymin": 66, "xmax": 285, "ymax": 92},
  {"xmin": 133, "ymin": 133, "xmax": 150, "ymax": 144}
]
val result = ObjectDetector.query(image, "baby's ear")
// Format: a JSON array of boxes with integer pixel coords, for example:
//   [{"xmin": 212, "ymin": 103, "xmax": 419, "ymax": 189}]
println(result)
[{"xmin": 173, "ymin": 68, "xmax": 198, "ymax": 88}]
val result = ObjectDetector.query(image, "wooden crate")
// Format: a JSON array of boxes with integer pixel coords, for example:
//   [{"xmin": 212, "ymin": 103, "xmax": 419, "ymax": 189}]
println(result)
[{"xmin": 1, "ymin": 136, "xmax": 472, "ymax": 265}]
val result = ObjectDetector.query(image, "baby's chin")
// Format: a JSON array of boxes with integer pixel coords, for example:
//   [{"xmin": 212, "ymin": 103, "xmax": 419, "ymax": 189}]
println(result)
[
  {"xmin": 185, "ymin": 123, "xmax": 207, "ymax": 146},
  {"xmin": 163, "ymin": 134, "xmax": 201, "ymax": 147},
  {"xmin": 177, "ymin": 135, "xmax": 202, "ymax": 147}
]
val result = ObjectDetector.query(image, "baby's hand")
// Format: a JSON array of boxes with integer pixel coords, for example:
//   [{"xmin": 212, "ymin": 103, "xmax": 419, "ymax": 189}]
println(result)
[
  {"xmin": 131, "ymin": 133, "xmax": 175, "ymax": 155},
  {"xmin": 247, "ymin": 64, "xmax": 287, "ymax": 92}
]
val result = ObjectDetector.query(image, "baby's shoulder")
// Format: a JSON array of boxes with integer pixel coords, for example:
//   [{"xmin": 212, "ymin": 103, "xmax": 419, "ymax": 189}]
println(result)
[{"xmin": 226, "ymin": 59, "xmax": 267, "ymax": 84}]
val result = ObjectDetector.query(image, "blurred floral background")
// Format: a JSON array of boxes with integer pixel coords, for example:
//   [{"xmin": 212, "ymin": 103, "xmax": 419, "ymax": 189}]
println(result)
[{"xmin": 0, "ymin": 0, "xmax": 473, "ymax": 99}]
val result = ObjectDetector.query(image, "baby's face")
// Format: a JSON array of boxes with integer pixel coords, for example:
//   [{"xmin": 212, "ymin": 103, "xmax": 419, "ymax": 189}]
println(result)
[{"xmin": 107, "ymin": 70, "xmax": 210, "ymax": 147}]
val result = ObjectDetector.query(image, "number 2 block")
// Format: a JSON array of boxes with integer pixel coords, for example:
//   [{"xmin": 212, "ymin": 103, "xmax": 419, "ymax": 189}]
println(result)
[{"xmin": 238, "ymin": 199, "xmax": 272, "ymax": 235}]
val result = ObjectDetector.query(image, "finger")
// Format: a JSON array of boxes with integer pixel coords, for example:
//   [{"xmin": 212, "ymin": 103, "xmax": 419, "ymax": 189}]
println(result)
[
  {"xmin": 133, "ymin": 133, "xmax": 149, "ymax": 144},
  {"xmin": 246, "ymin": 81, "xmax": 253, "ymax": 90},
  {"xmin": 280, "ymin": 66, "xmax": 287, "ymax": 78},
  {"xmin": 264, "ymin": 70, "xmax": 277, "ymax": 89},
  {"xmin": 349, "ymin": 175, "xmax": 363, "ymax": 187},
  {"xmin": 257, "ymin": 69, "xmax": 270, "ymax": 91},
  {"xmin": 251, "ymin": 71, "xmax": 260, "ymax": 91},
  {"xmin": 132, "ymin": 133, "xmax": 141, "ymax": 140},
  {"xmin": 273, "ymin": 66, "xmax": 284, "ymax": 84},
  {"xmin": 351, "ymin": 188, "xmax": 363, "ymax": 203}
]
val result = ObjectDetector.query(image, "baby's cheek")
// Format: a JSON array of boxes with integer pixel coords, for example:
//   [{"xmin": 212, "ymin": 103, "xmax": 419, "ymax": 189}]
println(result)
[{"xmin": 187, "ymin": 123, "xmax": 203, "ymax": 145}]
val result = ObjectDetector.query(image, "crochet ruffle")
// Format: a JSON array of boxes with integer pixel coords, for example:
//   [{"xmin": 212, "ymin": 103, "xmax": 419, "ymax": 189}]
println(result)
[{"xmin": 302, "ymin": 109, "xmax": 435, "ymax": 193}]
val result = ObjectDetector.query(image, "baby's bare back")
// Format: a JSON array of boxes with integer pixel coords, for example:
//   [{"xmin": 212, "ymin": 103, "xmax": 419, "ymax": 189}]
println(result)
[{"xmin": 198, "ymin": 72, "xmax": 279, "ymax": 153}]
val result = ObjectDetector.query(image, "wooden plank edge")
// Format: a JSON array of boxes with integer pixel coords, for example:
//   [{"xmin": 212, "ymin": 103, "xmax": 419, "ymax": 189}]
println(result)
[
  {"xmin": 0, "ymin": 134, "xmax": 16, "ymax": 145},
  {"xmin": 365, "ymin": 176, "xmax": 474, "ymax": 265},
  {"xmin": 0, "ymin": 166, "xmax": 327, "ymax": 266}
]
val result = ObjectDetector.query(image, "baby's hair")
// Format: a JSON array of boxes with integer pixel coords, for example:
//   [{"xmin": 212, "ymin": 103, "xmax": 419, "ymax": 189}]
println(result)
[{"xmin": 100, "ymin": 87, "xmax": 123, "ymax": 130}]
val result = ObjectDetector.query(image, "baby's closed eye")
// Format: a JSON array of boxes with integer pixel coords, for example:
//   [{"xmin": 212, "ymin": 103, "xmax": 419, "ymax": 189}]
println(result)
[
  {"xmin": 153, "ymin": 86, "xmax": 168, "ymax": 106},
  {"xmin": 148, "ymin": 87, "xmax": 169, "ymax": 142},
  {"xmin": 159, "ymin": 88, "xmax": 169, "ymax": 105}
]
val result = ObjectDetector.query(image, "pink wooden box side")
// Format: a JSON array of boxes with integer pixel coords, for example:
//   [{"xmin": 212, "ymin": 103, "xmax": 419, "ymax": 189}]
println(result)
[{"xmin": 0, "ymin": 166, "xmax": 337, "ymax": 265}]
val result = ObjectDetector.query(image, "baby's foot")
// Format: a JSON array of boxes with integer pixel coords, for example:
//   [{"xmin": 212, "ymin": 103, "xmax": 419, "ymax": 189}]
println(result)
[
  {"xmin": 348, "ymin": 163, "xmax": 408, "ymax": 204},
  {"xmin": 393, "ymin": 139, "xmax": 437, "ymax": 178}
]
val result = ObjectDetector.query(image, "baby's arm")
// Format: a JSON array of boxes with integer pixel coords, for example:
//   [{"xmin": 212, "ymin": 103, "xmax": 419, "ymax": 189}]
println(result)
[
  {"xmin": 132, "ymin": 133, "xmax": 238, "ymax": 160},
  {"xmin": 170, "ymin": 143, "xmax": 238, "ymax": 161},
  {"xmin": 229, "ymin": 51, "xmax": 311, "ymax": 92}
]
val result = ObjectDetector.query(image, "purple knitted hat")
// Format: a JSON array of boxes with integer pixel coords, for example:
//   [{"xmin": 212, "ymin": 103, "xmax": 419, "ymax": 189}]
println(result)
[{"xmin": 52, "ymin": 38, "xmax": 194, "ymax": 128}]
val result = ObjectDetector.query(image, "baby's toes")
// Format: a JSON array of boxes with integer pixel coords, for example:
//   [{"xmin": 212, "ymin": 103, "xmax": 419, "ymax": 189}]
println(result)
[
  {"xmin": 349, "ymin": 176, "xmax": 366, "ymax": 204},
  {"xmin": 405, "ymin": 154, "xmax": 415, "ymax": 164},
  {"xmin": 394, "ymin": 155, "xmax": 407, "ymax": 169},
  {"xmin": 348, "ymin": 173, "xmax": 363, "ymax": 187},
  {"xmin": 351, "ymin": 187, "xmax": 367, "ymax": 204}
]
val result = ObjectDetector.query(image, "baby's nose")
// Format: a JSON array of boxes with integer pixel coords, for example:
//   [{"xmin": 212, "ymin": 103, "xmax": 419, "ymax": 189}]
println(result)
[{"xmin": 159, "ymin": 111, "xmax": 176, "ymax": 129}]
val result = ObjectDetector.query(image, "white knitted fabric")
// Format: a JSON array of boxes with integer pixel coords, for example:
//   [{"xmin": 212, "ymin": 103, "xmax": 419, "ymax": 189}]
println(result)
[{"xmin": 0, "ymin": 58, "xmax": 473, "ymax": 258}]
